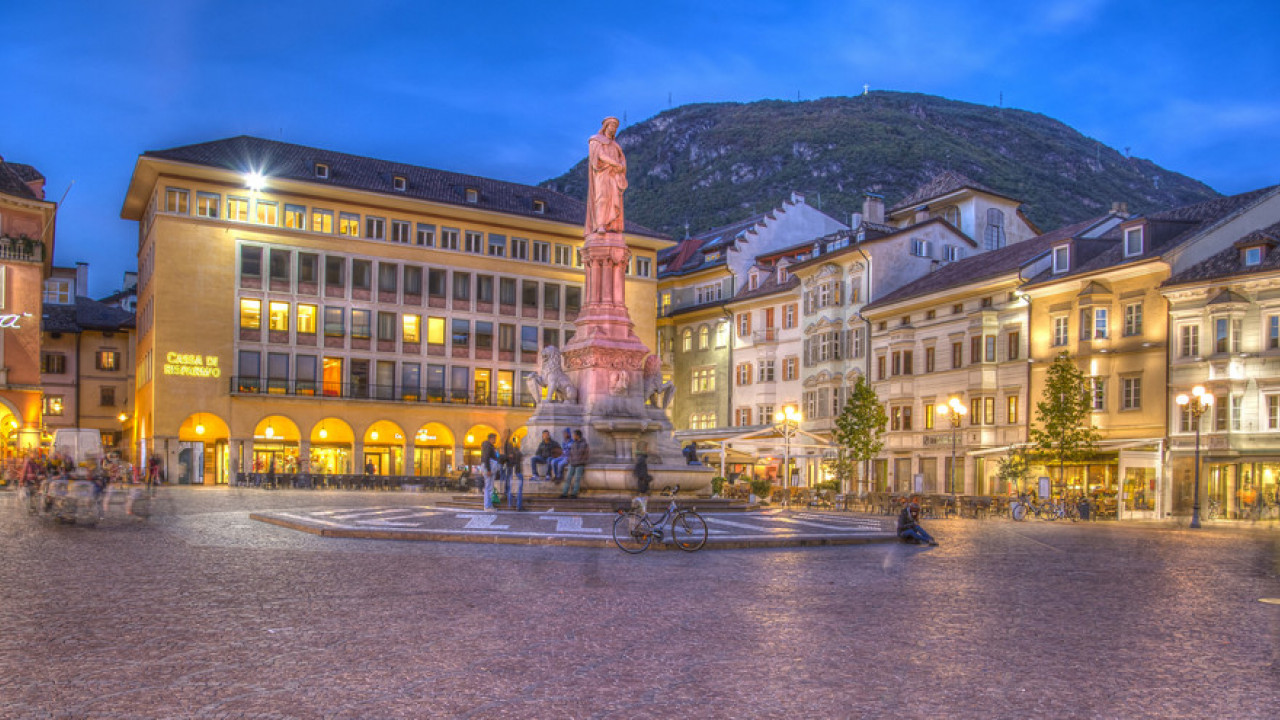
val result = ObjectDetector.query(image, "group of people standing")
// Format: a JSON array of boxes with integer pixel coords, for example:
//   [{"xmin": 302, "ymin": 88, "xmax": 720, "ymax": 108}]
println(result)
[{"xmin": 477, "ymin": 428, "xmax": 591, "ymax": 511}]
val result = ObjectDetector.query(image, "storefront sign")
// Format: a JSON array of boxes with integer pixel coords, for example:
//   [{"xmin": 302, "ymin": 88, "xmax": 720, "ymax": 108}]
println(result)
[
  {"xmin": 164, "ymin": 352, "xmax": 221, "ymax": 378},
  {"xmin": 0, "ymin": 312, "xmax": 33, "ymax": 329}
]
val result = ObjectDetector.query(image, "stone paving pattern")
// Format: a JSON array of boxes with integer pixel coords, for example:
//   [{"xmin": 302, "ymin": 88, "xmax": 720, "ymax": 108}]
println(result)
[
  {"xmin": 1, "ymin": 488, "xmax": 1277, "ymax": 719},
  {"xmin": 251, "ymin": 504, "xmax": 893, "ymax": 548}
]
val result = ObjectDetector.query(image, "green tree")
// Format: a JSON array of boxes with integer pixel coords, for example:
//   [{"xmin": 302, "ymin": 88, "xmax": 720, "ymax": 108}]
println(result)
[
  {"xmin": 1029, "ymin": 352, "xmax": 1099, "ymax": 490},
  {"xmin": 831, "ymin": 374, "xmax": 888, "ymax": 494},
  {"xmin": 995, "ymin": 450, "xmax": 1030, "ymax": 495}
]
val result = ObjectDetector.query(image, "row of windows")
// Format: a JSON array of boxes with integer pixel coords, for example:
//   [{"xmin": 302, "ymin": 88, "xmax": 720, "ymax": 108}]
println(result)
[
  {"xmin": 42, "ymin": 387, "xmax": 119, "ymax": 413},
  {"xmin": 689, "ymin": 413, "xmax": 718, "ymax": 430},
  {"xmin": 874, "ymin": 331, "xmax": 1022, "ymax": 379},
  {"xmin": 1172, "ymin": 317, "xmax": 1280, "ymax": 357},
  {"xmin": 734, "ymin": 305, "xmax": 798, "ymax": 337},
  {"xmin": 172, "ymin": 187, "xmax": 653, "ymax": 277},
  {"xmin": 41, "ymin": 351, "xmax": 122, "ymax": 373},
  {"xmin": 240, "ymin": 245, "xmax": 586, "ymax": 310},
  {"xmin": 733, "ymin": 357, "xmax": 801, "ymax": 385},
  {"xmin": 234, "ymin": 352, "xmax": 538, "ymax": 405},
  {"xmin": 237, "ymin": 299, "xmax": 574, "ymax": 352},
  {"xmin": 888, "ymin": 396, "xmax": 1020, "ymax": 432},
  {"xmin": 1050, "ymin": 304, "xmax": 1145, "ymax": 346}
]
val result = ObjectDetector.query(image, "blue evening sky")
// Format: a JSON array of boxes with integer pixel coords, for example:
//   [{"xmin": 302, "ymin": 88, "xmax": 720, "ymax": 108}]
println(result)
[{"xmin": 3, "ymin": 0, "xmax": 1278, "ymax": 297}]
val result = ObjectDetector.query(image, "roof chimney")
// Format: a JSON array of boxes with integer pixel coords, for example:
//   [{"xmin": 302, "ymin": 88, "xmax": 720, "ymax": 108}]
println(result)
[
  {"xmin": 863, "ymin": 193, "xmax": 885, "ymax": 225},
  {"xmin": 75, "ymin": 262, "xmax": 89, "ymax": 298},
  {"xmin": 913, "ymin": 205, "xmax": 930, "ymax": 225},
  {"xmin": 1111, "ymin": 201, "xmax": 1129, "ymax": 216}
]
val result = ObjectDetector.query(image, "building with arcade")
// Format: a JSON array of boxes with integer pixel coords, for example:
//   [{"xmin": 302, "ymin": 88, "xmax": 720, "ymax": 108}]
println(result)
[{"xmin": 120, "ymin": 136, "xmax": 668, "ymax": 483}]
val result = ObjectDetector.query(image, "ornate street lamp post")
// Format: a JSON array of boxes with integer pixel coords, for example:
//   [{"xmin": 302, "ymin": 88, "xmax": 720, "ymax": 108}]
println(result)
[
  {"xmin": 775, "ymin": 406, "xmax": 802, "ymax": 508},
  {"xmin": 1175, "ymin": 386, "xmax": 1213, "ymax": 529},
  {"xmin": 936, "ymin": 397, "xmax": 968, "ymax": 515}
]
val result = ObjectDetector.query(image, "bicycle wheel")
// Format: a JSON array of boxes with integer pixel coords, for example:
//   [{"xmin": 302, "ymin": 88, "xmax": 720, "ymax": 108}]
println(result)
[
  {"xmin": 612, "ymin": 513, "xmax": 653, "ymax": 554},
  {"xmin": 1011, "ymin": 503, "xmax": 1027, "ymax": 522},
  {"xmin": 1040, "ymin": 503, "xmax": 1058, "ymax": 521},
  {"xmin": 671, "ymin": 510, "xmax": 708, "ymax": 551}
]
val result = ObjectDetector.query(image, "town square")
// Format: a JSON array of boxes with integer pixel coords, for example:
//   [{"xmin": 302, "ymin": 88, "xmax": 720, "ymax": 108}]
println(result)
[{"xmin": 2, "ymin": 1, "xmax": 1279, "ymax": 717}]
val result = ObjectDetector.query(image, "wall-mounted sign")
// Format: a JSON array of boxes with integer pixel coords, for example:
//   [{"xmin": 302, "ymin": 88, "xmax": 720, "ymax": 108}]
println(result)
[
  {"xmin": 0, "ymin": 312, "xmax": 33, "ymax": 329},
  {"xmin": 164, "ymin": 352, "xmax": 221, "ymax": 378}
]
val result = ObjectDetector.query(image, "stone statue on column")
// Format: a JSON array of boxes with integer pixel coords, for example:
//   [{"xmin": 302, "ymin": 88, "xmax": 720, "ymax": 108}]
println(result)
[
  {"xmin": 585, "ymin": 116, "xmax": 627, "ymax": 237},
  {"xmin": 520, "ymin": 117, "xmax": 711, "ymax": 496}
]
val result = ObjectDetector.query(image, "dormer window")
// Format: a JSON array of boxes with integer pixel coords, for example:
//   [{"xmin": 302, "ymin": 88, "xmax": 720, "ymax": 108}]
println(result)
[
  {"xmin": 465, "ymin": 188, "xmax": 479, "ymax": 203},
  {"xmin": 314, "ymin": 163, "xmax": 329, "ymax": 179},
  {"xmin": 777, "ymin": 268, "xmax": 789, "ymax": 283},
  {"xmin": 704, "ymin": 251, "xmax": 722, "ymax": 262},
  {"xmin": 392, "ymin": 176, "xmax": 407, "ymax": 192},
  {"xmin": 1052, "ymin": 245, "xmax": 1070, "ymax": 274},
  {"xmin": 1124, "ymin": 226, "xmax": 1144, "ymax": 257},
  {"xmin": 748, "ymin": 273, "xmax": 759, "ymax": 291},
  {"xmin": 532, "ymin": 199, "xmax": 546, "ymax": 214},
  {"xmin": 1244, "ymin": 246, "xmax": 1263, "ymax": 266}
]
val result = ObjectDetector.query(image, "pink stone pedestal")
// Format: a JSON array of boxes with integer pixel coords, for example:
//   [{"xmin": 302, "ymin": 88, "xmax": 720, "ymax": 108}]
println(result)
[{"xmin": 521, "ymin": 231, "xmax": 713, "ymax": 495}]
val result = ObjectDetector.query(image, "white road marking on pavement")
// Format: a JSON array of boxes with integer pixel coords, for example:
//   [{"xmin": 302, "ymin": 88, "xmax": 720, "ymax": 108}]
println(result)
[
  {"xmin": 537, "ymin": 516, "xmax": 602, "ymax": 533},
  {"xmin": 772, "ymin": 516, "xmax": 874, "ymax": 531},
  {"xmin": 458, "ymin": 514, "xmax": 510, "ymax": 530},
  {"xmin": 703, "ymin": 517, "xmax": 773, "ymax": 532}
]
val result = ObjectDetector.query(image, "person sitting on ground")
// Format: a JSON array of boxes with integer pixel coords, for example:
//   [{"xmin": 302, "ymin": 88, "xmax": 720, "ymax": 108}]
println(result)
[
  {"xmin": 897, "ymin": 500, "xmax": 938, "ymax": 546},
  {"xmin": 682, "ymin": 441, "xmax": 701, "ymax": 465},
  {"xmin": 531, "ymin": 430, "xmax": 560, "ymax": 479}
]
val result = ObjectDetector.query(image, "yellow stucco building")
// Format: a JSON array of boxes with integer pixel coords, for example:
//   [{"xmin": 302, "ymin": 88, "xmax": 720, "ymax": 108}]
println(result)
[
  {"xmin": 1023, "ymin": 190, "xmax": 1280, "ymax": 519},
  {"xmin": 120, "ymin": 136, "xmax": 668, "ymax": 483}
]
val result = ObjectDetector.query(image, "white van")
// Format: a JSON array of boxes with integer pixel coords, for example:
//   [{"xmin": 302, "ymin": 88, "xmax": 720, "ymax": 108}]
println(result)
[{"xmin": 52, "ymin": 429, "xmax": 104, "ymax": 466}]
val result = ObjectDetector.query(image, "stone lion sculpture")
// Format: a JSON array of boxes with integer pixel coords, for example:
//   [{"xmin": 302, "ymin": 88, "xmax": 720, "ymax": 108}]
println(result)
[
  {"xmin": 528, "ymin": 346, "xmax": 579, "ymax": 404},
  {"xmin": 642, "ymin": 354, "xmax": 674, "ymax": 409}
]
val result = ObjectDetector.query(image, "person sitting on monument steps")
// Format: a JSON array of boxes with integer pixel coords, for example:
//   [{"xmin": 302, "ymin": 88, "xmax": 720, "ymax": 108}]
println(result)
[
  {"xmin": 551, "ymin": 428, "xmax": 574, "ymax": 480},
  {"xmin": 531, "ymin": 430, "xmax": 560, "ymax": 479},
  {"xmin": 560, "ymin": 430, "xmax": 590, "ymax": 499},
  {"xmin": 682, "ymin": 442, "xmax": 702, "ymax": 465},
  {"xmin": 480, "ymin": 433, "xmax": 500, "ymax": 511},
  {"xmin": 897, "ymin": 500, "xmax": 938, "ymax": 546}
]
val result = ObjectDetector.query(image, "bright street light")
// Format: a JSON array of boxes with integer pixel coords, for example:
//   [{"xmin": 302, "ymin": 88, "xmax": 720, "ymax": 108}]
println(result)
[{"xmin": 1175, "ymin": 386, "xmax": 1213, "ymax": 528}]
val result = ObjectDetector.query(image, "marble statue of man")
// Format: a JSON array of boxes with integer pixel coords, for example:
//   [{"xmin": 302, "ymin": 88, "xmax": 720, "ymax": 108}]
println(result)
[{"xmin": 585, "ymin": 116, "xmax": 627, "ymax": 236}]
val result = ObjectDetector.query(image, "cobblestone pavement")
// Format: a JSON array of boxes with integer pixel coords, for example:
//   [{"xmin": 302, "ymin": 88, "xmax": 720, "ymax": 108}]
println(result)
[
  {"xmin": 1, "ymin": 487, "xmax": 1277, "ymax": 719},
  {"xmin": 252, "ymin": 503, "xmax": 892, "ymax": 548}
]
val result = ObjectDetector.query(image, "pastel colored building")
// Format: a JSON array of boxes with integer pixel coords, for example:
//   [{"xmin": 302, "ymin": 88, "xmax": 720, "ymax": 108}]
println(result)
[
  {"xmin": 120, "ymin": 136, "xmax": 668, "ymax": 483},
  {"xmin": 0, "ymin": 155, "xmax": 56, "ymax": 456}
]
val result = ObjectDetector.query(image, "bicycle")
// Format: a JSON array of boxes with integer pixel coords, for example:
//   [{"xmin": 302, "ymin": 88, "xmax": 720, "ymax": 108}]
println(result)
[
  {"xmin": 1009, "ymin": 493, "xmax": 1055, "ymax": 521},
  {"xmin": 1207, "ymin": 498, "xmax": 1223, "ymax": 520},
  {"xmin": 612, "ymin": 485, "xmax": 708, "ymax": 553}
]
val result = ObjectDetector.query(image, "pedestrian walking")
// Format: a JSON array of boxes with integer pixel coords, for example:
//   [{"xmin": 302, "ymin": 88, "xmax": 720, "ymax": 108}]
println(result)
[
  {"xmin": 502, "ymin": 431, "xmax": 525, "ymax": 510},
  {"xmin": 560, "ymin": 430, "xmax": 589, "ymax": 498},
  {"xmin": 480, "ymin": 432, "xmax": 500, "ymax": 510}
]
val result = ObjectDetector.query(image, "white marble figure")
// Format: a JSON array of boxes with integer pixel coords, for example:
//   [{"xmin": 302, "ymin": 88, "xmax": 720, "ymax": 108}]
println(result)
[{"xmin": 528, "ymin": 346, "xmax": 579, "ymax": 405}]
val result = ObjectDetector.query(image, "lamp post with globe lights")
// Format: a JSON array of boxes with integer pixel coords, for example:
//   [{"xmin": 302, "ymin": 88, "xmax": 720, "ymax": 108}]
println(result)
[
  {"xmin": 936, "ymin": 397, "xmax": 968, "ymax": 514},
  {"xmin": 775, "ymin": 406, "xmax": 802, "ymax": 507},
  {"xmin": 1175, "ymin": 386, "xmax": 1213, "ymax": 528}
]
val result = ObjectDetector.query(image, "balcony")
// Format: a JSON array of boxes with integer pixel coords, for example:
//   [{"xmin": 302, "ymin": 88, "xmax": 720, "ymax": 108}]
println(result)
[
  {"xmin": 1, "ymin": 237, "xmax": 47, "ymax": 263},
  {"xmin": 752, "ymin": 328, "xmax": 778, "ymax": 344},
  {"xmin": 229, "ymin": 376, "xmax": 536, "ymax": 409}
]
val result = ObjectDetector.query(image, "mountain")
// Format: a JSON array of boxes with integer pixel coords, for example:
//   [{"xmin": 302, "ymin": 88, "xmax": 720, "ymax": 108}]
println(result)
[{"xmin": 541, "ymin": 91, "xmax": 1220, "ymax": 236}]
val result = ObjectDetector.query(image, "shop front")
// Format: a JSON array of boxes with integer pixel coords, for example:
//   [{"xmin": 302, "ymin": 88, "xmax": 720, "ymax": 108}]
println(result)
[
  {"xmin": 413, "ymin": 422, "xmax": 454, "ymax": 476},
  {"xmin": 309, "ymin": 418, "xmax": 353, "ymax": 476},
  {"xmin": 1199, "ymin": 457, "xmax": 1280, "ymax": 520}
]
